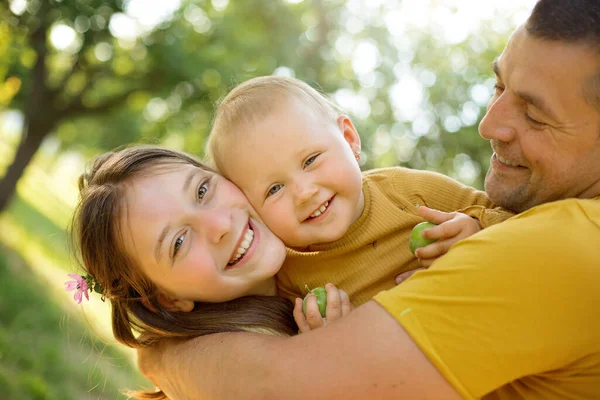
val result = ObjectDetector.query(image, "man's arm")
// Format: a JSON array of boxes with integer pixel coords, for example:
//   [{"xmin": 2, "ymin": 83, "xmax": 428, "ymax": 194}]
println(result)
[{"xmin": 139, "ymin": 301, "xmax": 463, "ymax": 400}]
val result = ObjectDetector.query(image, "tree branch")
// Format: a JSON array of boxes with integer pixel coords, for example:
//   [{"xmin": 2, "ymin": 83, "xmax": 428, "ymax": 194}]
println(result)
[{"xmin": 57, "ymin": 89, "xmax": 137, "ymax": 120}]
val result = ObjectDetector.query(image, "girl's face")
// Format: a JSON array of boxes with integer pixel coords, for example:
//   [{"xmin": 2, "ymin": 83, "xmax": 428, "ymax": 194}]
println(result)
[{"xmin": 120, "ymin": 163, "xmax": 286, "ymax": 303}]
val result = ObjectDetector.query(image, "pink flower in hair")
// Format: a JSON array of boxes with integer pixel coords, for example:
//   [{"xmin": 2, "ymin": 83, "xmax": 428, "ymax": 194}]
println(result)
[{"xmin": 64, "ymin": 273, "xmax": 90, "ymax": 304}]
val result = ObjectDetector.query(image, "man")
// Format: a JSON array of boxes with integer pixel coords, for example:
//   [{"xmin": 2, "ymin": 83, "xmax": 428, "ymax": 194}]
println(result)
[{"xmin": 139, "ymin": 1, "xmax": 600, "ymax": 398}]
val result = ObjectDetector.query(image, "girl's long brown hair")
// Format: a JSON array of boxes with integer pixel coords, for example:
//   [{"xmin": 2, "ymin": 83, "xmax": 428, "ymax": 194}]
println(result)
[{"xmin": 71, "ymin": 146, "xmax": 296, "ymax": 399}]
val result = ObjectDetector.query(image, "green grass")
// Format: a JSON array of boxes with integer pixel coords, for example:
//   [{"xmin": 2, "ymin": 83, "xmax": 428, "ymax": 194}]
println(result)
[
  {"xmin": 0, "ymin": 245, "xmax": 151, "ymax": 400},
  {"xmin": 4, "ymin": 194, "xmax": 71, "ymax": 265},
  {"xmin": 0, "ymin": 138, "xmax": 153, "ymax": 399}
]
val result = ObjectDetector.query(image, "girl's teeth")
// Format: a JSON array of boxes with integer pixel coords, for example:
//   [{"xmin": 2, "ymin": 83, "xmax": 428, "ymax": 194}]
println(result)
[{"xmin": 230, "ymin": 227, "xmax": 255, "ymax": 264}]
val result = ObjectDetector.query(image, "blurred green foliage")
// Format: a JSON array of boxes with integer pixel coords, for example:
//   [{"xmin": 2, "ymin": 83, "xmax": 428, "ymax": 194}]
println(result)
[{"xmin": 0, "ymin": 0, "xmax": 532, "ymax": 212}]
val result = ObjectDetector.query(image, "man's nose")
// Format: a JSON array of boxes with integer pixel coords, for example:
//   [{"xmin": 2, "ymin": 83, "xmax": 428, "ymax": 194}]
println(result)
[{"xmin": 479, "ymin": 92, "xmax": 518, "ymax": 143}]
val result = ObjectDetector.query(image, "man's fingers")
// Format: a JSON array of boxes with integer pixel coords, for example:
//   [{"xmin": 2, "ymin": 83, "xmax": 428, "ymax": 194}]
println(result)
[
  {"xmin": 395, "ymin": 268, "xmax": 424, "ymax": 284},
  {"xmin": 417, "ymin": 257, "xmax": 435, "ymax": 268}
]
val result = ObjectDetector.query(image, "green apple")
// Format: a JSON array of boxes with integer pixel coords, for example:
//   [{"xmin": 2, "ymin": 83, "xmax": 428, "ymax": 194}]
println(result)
[
  {"xmin": 409, "ymin": 222, "xmax": 438, "ymax": 254},
  {"xmin": 302, "ymin": 286, "xmax": 327, "ymax": 318}
]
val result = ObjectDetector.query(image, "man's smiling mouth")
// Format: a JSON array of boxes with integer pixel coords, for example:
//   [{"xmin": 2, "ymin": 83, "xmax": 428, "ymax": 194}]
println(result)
[{"xmin": 496, "ymin": 153, "xmax": 522, "ymax": 167}]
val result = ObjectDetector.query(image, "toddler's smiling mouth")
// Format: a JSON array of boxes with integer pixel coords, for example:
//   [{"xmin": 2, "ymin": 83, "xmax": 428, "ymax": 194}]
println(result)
[{"xmin": 305, "ymin": 196, "xmax": 334, "ymax": 222}]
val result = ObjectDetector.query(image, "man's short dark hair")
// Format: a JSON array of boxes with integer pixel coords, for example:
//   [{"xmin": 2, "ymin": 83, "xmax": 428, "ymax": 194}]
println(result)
[{"xmin": 526, "ymin": 0, "xmax": 600, "ymax": 111}]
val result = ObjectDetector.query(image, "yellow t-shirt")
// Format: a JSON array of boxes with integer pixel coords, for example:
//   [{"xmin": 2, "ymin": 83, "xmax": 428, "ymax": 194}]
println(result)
[
  {"xmin": 276, "ymin": 167, "xmax": 514, "ymax": 305},
  {"xmin": 374, "ymin": 198, "xmax": 600, "ymax": 399}
]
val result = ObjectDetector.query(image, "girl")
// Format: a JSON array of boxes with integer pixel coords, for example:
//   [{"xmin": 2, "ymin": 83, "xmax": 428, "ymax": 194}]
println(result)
[{"xmin": 70, "ymin": 146, "xmax": 349, "ymax": 399}]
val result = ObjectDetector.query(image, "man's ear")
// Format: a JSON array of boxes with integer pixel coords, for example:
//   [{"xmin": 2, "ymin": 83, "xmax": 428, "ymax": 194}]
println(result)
[
  {"xmin": 337, "ymin": 115, "xmax": 361, "ymax": 154},
  {"xmin": 143, "ymin": 292, "xmax": 195, "ymax": 313}
]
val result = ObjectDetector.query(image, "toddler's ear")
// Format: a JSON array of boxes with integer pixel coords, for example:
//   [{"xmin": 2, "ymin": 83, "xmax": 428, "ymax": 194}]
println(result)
[
  {"xmin": 336, "ymin": 114, "xmax": 361, "ymax": 152},
  {"xmin": 154, "ymin": 292, "xmax": 195, "ymax": 313}
]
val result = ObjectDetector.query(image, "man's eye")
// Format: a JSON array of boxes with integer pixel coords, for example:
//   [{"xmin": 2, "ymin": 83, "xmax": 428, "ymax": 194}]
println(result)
[
  {"xmin": 197, "ymin": 180, "xmax": 209, "ymax": 201},
  {"xmin": 304, "ymin": 154, "xmax": 319, "ymax": 168},
  {"xmin": 173, "ymin": 232, "xmax": 185, "ymax": 257},
  {"xmin": 525, "ymin": 114, "xmax": 544, "ymax": 126},
  {"xmin": 493, "ymin": 84, "xmax": 504, "ymax": 94},
  {"xmin": 267, "ymin": 184, "xmax": 282, "ymax": 197}
]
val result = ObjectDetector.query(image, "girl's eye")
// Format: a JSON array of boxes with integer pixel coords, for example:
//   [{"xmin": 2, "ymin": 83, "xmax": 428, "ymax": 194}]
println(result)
[
  {"xmin": 267, "ymin": 184, "xmax": 283, "ymax": 197},
  {"xmin": 493, "ymin": 83, "xmax": 504, "ymax": 95},
  {"xmin": 173, "ymin": 232, "xmax": 186, "ymax": 258},
  {"xmin": 304, "ymin": 154, "xmax": 319, "ymax": 168},
  {"xmin": 197, "ymin": 180, "xmax": 209, "ymax": 201}
]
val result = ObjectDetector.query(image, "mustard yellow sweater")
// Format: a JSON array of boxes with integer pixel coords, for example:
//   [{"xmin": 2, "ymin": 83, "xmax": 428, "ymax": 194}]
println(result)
[{"xmin": 275, "ymin": 167, "xmax": 515, "ymax": 306}]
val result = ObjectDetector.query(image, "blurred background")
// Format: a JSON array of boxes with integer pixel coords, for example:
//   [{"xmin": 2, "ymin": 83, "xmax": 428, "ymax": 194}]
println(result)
[{"xmin": 0, "ymin": 0, "xmax": 536, "ymax": 398}]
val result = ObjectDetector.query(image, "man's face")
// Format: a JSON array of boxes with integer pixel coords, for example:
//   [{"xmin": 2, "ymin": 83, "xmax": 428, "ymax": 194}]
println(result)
[{"xmin": 479, "ymin": 26, "xmax": 600, "ymax": 212}]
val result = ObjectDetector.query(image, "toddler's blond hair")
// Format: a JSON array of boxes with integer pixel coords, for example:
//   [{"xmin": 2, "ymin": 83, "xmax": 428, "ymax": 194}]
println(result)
[{"xmin": 206, "ymin": 75, "xmax": 341, "ymax": 171}]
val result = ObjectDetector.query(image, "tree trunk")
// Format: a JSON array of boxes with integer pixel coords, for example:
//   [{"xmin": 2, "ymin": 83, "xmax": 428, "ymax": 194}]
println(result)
[
  {"xmin": 0, "ymin": 120, "xmax": 50, "ymax": 212},
  {"xmin": 0, "ymin": 18, "xmax": 56, "ymax": 213}
]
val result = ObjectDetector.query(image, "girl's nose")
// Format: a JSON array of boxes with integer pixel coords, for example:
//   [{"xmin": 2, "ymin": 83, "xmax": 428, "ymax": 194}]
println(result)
[{"xmin": 195, "ymin": 207, "xmax": 233, "ymax": 244}]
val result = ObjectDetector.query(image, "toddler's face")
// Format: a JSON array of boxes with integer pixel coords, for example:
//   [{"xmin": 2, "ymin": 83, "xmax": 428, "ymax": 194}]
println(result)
[{"xmin": 221, "ymin": 99, "xmax": 364, "ymax": 248}]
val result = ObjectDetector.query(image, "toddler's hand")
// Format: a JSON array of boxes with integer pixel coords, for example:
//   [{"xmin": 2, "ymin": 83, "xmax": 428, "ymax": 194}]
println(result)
[
  {"xmin": 414, "ymin": 205, "xmax": 481, "ymax": 267},
  {"xmin": 293, "ymin": 283, "xmax": 353, "ymax": 333},
  {"xmin": 396, "ymin": 206, "xmax": 480, "ymax": 284}
]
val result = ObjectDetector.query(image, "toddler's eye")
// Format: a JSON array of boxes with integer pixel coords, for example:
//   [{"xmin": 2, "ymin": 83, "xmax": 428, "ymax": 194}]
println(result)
[
  {"xmin": 304, "ymin": 154, "xmax": 319, "ymax": 168},
  {"xmin": 267, "ymin": 184, "xmax": 283, "ymax": 197}
]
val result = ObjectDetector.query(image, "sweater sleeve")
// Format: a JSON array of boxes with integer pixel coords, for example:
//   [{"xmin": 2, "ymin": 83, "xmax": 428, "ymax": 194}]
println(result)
[{"xmin": 386, "ymin": 168, "xmax": 515, "ymax": 228}]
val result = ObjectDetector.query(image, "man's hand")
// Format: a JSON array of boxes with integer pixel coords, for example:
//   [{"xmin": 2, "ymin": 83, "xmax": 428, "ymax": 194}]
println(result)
[
  {"xmin": 293, "ymin": 283, "xmax": 353, "ymax": 333},
  {"xmin": 396, "ymin": 206, "xmax": 481, "ymax": 284}
]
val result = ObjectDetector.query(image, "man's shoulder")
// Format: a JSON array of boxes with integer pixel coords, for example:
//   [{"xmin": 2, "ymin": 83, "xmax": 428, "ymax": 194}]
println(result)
[
  {"xmin": 510, "ymin": 197, "xmax": 600, "ymax": 227},
  {"xmin": 454, "ymin": 197, "xmax": 600, "ymax": 272}
]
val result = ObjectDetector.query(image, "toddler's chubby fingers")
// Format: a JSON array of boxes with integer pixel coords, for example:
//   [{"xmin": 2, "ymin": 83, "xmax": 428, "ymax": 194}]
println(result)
[
  {"xmin": 421, "ymin": 219, "xmax": 462, "ymax": 240},
  {"xmin": 293, "ymin": 298, "xmax": 311, "ymax": 333},
  {"xmin": 417, "ymin": 206, "xmax": 455, "ymax": 225},
  {"xmin": 415, "ymin": 238, "xmax": 453, "ymax": 260},
  {"xmin": 339, "ymin": 289, "xmax": 353, "ymax": 316},
  {"xmin": 324, "ymin": 283, "xmax": 342, "ymax": 321},
  {"xmin": 304, "ymin": 294, "xmax": 325, "ymax": 330},
  {"xmin": 395, "ymin": 268, "xmax": 424, "ymax": 285}
]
